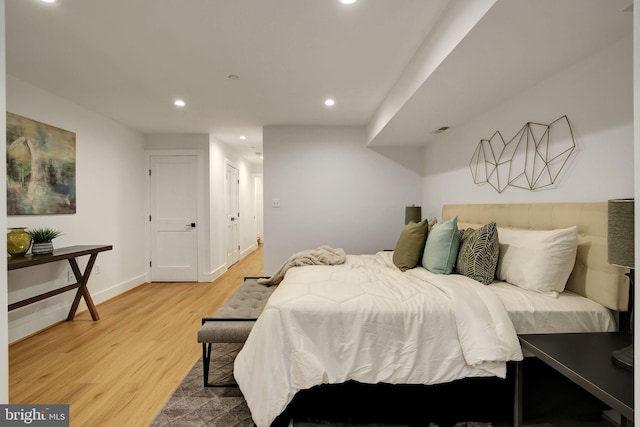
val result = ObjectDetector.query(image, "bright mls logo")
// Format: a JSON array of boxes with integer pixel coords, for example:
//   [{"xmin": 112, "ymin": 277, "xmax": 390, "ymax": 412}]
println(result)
[{"xmin": 1, "ymin": 405, "xmax": 69, "ymax": 426}]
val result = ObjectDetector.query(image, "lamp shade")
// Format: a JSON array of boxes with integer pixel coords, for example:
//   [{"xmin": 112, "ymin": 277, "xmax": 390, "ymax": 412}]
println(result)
[
  {"xmin": 608, "ymin": 198, "xmax": 634, "ymax": 268},
  {"xmin": 405, "ymin": 206, "xmax": 422, "ymax": 225}
]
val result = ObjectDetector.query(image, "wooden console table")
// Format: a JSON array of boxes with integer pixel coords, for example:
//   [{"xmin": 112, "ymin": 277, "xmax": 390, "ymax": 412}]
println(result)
[{"xmin": 8, "ymin": 245, "xmax": 113, "ymax": 321}]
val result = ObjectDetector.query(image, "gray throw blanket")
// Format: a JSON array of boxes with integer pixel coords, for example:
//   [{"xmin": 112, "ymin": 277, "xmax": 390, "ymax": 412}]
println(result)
[{"xmin": 258, "ymin": 246, "xmax": 346, "ymax": 286}]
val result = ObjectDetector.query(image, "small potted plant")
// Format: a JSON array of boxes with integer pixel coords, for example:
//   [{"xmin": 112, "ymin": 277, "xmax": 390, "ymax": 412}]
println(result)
[{"xmin": 28, "ymin": 228, "xmax": 63, "ymax": 255}]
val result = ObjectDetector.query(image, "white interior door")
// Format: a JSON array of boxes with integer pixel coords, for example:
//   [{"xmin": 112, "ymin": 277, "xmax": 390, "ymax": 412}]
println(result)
[
  {"xmin": 254, "ymin": 175, "xmax": 263, "ymax": 243},
  {"xmin": 150, "ymin": 155, "xmax": 198, "ymax": 281},
  {"xmin": 226, "ymin": 163, "xmax": 240, "ymax": 266}
]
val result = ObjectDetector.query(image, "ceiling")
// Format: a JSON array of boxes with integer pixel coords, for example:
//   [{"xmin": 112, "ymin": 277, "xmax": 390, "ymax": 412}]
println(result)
[
  {"xmin": 368, "ymin": 0, "xmax": 634, "ymax": 147},
  {"xmin": 5, "ymin": 1, "xmax": 634, "ymax": 165},
  {"xmin": 5, "ymin": 0, "xmax": 449, "ymax": 164}
]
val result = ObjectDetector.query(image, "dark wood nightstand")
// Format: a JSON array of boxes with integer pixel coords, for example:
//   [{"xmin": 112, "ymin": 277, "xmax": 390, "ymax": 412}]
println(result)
[{"xmin": 515, "ymin": 333, "xmax": 633, "ymax": 427}]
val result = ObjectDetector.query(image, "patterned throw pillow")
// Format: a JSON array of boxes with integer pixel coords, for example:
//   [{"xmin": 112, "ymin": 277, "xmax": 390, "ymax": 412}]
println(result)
[{"xmin": 455, "ymin": 222, "xmax": 499, "ymax": 285}]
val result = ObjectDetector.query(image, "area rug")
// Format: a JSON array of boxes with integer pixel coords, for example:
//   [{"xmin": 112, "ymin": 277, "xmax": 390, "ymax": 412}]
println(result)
[
  {"xmin": 151, "ymin": 343, "xmax": 253, "ymax": 427},
  {"xmin": 151, "ymin": 345, "xmax": 605, "ymax": 427},
  {"xmin": 150, "ymin": 343, "xmax": 494, "ymax": 427}
]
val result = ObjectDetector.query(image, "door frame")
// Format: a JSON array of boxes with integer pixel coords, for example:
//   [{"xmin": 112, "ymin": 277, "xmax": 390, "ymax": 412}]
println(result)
[
  {"xmin": 253, "ymin": 173, "xmax": 264, "ymax": 245},
  {"xmin": 224, "ymin": 159, "xmax": 240, "ymax": 267},
  {"xmin": 145, "ymin": 149, "xmax": 206, "ymax": 282}
]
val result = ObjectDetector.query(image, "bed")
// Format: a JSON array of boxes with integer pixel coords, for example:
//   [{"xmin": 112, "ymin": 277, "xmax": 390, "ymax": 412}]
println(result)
[{"xmin": 234, "ymin": 202, "xmax": 629, "ymax": 427}]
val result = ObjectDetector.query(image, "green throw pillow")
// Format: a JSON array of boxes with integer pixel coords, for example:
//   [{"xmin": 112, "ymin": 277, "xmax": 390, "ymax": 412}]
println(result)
[
  {"xmin": 393, "ymin": 220, "xmax": 429, "ymax": 271},
  {"xmin": 455, "ymin": 222, "xmax": 499, "ymax": 285},
  {"xmin": 422, "ymin": 216, "xmax": 460, "ymax": 274}
]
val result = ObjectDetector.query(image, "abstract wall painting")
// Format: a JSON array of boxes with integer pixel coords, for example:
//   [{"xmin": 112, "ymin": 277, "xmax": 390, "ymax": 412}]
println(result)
[{"xmin": 6, "ymin": 113, "xmax": 76, "ymax": 215}]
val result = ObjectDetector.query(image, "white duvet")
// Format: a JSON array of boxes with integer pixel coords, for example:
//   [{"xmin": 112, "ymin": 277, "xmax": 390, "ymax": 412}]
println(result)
[{"xmin": 234, "ymin": 252, "xmax": 523, "ymax": 427}]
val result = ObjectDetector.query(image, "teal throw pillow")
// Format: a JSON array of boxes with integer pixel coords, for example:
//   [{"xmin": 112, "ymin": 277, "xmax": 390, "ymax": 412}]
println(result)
[{"xmin": 422, "ymin": 216, "xmax": 460, "ymax": 274}]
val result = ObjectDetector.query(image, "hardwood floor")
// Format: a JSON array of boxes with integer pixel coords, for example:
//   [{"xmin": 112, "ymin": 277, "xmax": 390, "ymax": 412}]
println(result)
[{"xmin": 9, "ymin": 245, "xmax": 264, "ymax": 427}]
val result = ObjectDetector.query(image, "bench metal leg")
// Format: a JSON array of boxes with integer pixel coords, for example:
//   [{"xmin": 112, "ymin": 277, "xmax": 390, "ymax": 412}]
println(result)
[
  {"xmin": 202, "ymin": 342, "xmax": 238, "ymax": 388},
  {"xmin": 203, "ymin": 343, "xmax": 211, "ymax": 387}
]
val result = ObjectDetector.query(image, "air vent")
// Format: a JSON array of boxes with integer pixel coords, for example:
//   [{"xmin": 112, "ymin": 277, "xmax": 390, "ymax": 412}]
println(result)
[{"xmin": 432, "ymin": 126, "xmax": 451, "ymax": 134}]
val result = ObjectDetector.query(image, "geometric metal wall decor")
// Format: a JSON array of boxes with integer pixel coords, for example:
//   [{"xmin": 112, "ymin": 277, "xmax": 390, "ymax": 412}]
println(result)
[{"xmin": 469, "ymin": 115, "xmax": 576, "ymax": 193}]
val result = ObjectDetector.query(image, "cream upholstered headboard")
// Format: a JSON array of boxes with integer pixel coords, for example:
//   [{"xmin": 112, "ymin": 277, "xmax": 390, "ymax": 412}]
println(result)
[{"xmin": 442, "ymin": 203, "xmax": 629, "ymax": 312}]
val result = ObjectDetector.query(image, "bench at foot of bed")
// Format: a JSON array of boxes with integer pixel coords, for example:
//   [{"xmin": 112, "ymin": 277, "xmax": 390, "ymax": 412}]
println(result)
[{"xmin": 197, "ymin": 276, "xmax": 275, "ymax": 387}]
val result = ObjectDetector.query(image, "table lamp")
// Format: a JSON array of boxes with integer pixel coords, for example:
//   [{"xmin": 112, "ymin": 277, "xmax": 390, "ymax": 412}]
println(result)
[
  {"xmin": 608, "ymin": 198, "xmax": 634, "ymax": 370},
  {"xmin": 405, "ymin": 205, "xmax": 422, "ymax": 225}
]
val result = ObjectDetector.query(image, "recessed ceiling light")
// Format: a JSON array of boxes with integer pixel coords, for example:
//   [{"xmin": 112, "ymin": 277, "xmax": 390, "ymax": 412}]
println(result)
[
  {"xmin": 239, "ymin": 135, "xmax": 247, "ymax": 140},
  {"xmin": 174, "ymin": 99, "xmax": 186, "ymax": 107},
  {"xmin": 324, "ymin": 98, "xmax": 335, "ymax": 107},
  {"xmin": 41, "ymin": 0, "xmax": 56, "ymax": 3},
  {"xmin": 339, "ymin": 0, "xmax": 357, "ymax": 4}
]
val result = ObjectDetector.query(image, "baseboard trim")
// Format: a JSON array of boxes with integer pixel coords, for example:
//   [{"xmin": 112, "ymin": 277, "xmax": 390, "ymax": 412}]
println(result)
[
  {"xmin": 8, "ymin": 273, "xmax": 146, "ymax": 343},
  {"xmin": 204, "ymin": 264, "xmax": 227, "ymax": 282},
  {"xmin": 241, "ymin": 244, "xmax": 258, "ymax": 258}
]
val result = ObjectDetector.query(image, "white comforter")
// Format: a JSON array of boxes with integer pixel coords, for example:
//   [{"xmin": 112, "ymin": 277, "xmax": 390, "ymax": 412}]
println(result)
[{"xmin": 234, "ymin": 252, "xmax": 523, "ymax": 427}]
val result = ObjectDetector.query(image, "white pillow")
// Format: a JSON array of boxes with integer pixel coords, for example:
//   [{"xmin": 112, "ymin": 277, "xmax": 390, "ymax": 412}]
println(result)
[{"xmin": 496, "ymin": 226, "xmax": 578, "ymax": 297}]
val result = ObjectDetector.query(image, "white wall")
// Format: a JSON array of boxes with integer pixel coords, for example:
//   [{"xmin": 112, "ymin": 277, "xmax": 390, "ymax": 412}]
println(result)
[
  {"xmin": 145, "ymin": 133, "xmax": 210, "ymax": 151},
  {"xmin": 208, "ymin": 136, "xmax": 259, "ymax": 276},
  {"xmin": 0, "ymin": 0, "xmax": 8, "ymax": 403},
  {"xmin": 633, "ymin": 0, "xmax": 639, "ymax": 386},
  {"xmin": 6, "ymin": 76, "xmax": 148, "ymax": 342},
  {"xmin": 145, "ymin": 133, "xmax": 260, "ymax": 279},
  {"xmin": 263, "ymin": 126, "xmax": 423, "ymax": 274},
  {"xmin": 422, "ymin": 35, "xmax": 634, "ymax": 219},
  {"xmin": 208, "ymin": 139, "xmax": 226, "ymax": 276}
]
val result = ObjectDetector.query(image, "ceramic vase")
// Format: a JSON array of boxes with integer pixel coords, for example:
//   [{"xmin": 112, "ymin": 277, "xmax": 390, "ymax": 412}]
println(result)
[
  {"xmin": 7, "ymin": 228, "xmax": 32, "ymax": 257},
  {"xmin": 31, "ymin": 241, "xmax": 54, "ymax": 255}
]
